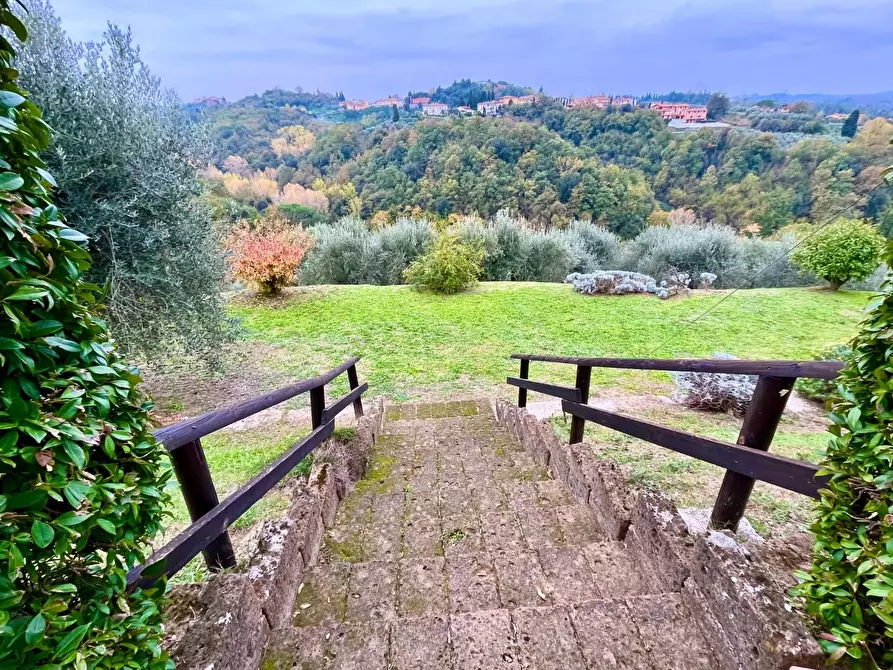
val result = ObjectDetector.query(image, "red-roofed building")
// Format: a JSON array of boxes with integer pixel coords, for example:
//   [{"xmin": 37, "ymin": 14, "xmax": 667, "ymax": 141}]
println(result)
[
  {"xmin": 569, "ymin": 95, "xmax": 612, "ymax": 109},
  {"xmin": 651, "ymin": 102, "xmax": 707, "ymax": 122},
  {"xmin": 409, "ymin": 96, "xmax": 431, "ymax": 109}
]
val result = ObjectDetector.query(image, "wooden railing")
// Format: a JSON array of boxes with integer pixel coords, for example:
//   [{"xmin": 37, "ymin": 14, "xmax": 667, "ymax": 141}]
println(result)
[
  {"xmin": 127, "ymin": 357, "xmax": 367, "ymax": 588},
  {"xmin": 508, "ymin": 354, "xmax": 842, "ymax": 531}
]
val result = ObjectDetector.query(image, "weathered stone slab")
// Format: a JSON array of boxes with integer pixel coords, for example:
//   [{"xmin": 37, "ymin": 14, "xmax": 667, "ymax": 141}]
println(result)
[
  {"xmin": 481, "ymin": 511, "xmax": 526, "ymax": 554},
  {"xmin": 563, "ymin": 444, "xmax": 593, "ymax": 504},
  {"xmin": 392, "ymin": 614, "xmax": 452, "ymax": 669},
  {"xmin": 556, "ymin": 504, "xmax": 603, "ymax": 545},
  {"xmin": 169, "ymin": 573, "xmax": 269, "ymax": 670},
  {"xmin": 450, "ymin": 609, "xmax": 521, "ymax": 669},
  {"xmin": 346, "ymin": 560, "xmax": 397, "ymax": 623},
  {"xmin": 365, "ymin": 520, "xmax": 403, "ymax": 561},
  {"xmin": 439, "ymin": 481, "xmax": 477, "ymax": 518},
  {"xmin": 513, "ymin": 498, "xmax": 564, "ymax": 549},
  {"xmin": 581, "ymin": 541, "xmax": 657, "ymax": 598},
  {"xmin": 629, "ymin": 489, "xmax": 694, "ymax": 591},
  {"xmin": 288, "ymin": 488, "xmax": 325, "ymax": 568},
  {"xmin": 475, "ymin": 481, "xmax": 509, "ymax": 514},
  {"xmin": 626, "ymin": 593, "xmax": 717, "ymax": 669},
  {"xmin": 571, "ymin": 599, "xmax": 653, "ymax": 669},
  {"xmin": 402, "ymin": 509, "xmax": 443, "ymax": 558},
  {"xmin": 441, "ymin": 513, "xmax": 483, "ymax": 557},
  {"xmin": 309, "ymin": 462, "xmax": 339, "ymax": 528},
  {"xmin": 492, "ymin": 550, "xmax": 550, "ymax": 608},
  {"xmin": 293, "ymin": 562, "xmax": 350, "ymax": 627},
  {"xmin": 261, "ymin": 626, "xmax": 329, "ymax": 670},
  {"xmin": 512, "ymin": 605, "xmax": 587, "ymax": 670},
  {"xmin": 534, "ymin": 480, "xmax": 572, "ymax": 508},
  {"xmin": 587, "ymin": 459, "xmax": 635, "ymax": 541},
  {"xmin": 447, "ymin": 552, "xmax": 501, "ymax": 613},
  {"xmin": 371, "ymin": 492, "xmax": 405, "ymax": 525},
  {"xmin": 397, "ymin": 556, "xmax": 448, "ymax": 617},
  {"xmin": 688, "ymin": 537, "xmax": 824, "ymax": 670},
  {"xmin": 539, "ymin": 546, "xmax": 599, "ymax": 604},
  {"xmin": 247, "ymin": 517, "xmax": 306, "ymax": 629},
  {"xmin": 326, "ymin": 621, "xmax": 391, "ymax": 670}
]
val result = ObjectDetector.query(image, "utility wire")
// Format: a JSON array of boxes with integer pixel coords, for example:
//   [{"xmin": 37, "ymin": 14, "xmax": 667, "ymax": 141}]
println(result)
[{"xmin": 646, "ymin": 180, "xmax": 887, "ymax": 358}]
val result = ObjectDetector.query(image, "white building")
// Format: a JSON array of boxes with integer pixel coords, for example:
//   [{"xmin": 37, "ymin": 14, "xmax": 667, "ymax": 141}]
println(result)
[
  {"xmin": 476, "ymin": 100, "xmax": 503, "ymax": 115},
  {"xmin": 422, "ymin": 102, "xmax": 449, "ymax": 117}
]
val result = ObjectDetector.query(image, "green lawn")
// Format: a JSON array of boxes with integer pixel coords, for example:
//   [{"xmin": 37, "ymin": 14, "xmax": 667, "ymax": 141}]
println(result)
[{"xmin": 230, "ymin": 283, "xmax": 869, "ymax": 399}]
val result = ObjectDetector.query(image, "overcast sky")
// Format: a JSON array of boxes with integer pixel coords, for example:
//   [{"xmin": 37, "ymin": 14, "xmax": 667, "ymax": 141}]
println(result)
[{"xmin": 50, "ymin": 0, "xmax": 889, "ymax": 102}]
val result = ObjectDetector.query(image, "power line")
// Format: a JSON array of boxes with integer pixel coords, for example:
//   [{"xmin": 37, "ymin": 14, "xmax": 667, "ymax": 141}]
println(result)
[{"xmin": 646, "ymin": 180, "xmax": 887, "ymax": 357}]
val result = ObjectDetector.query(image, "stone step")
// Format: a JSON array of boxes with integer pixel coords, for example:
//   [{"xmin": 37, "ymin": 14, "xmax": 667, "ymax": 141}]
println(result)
[
  {"xmin": 264, "ymin": 593, "xmax": 719, "ymax": 669},
  {"xmin": 291, "ymin": 541, "xmax": 667, "ymax": 629}
]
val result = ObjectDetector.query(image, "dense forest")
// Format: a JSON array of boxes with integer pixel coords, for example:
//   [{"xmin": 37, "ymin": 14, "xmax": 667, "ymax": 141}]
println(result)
[{"xmin": 199, "ymin": 88, "xmax": 893, "ymax": 240}]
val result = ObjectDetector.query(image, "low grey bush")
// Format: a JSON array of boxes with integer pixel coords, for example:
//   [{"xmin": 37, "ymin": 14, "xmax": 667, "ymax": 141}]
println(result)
[
  {"xmin": 734, "ymin": 235, "xmax": 811, "ymax": 288},
  {"xmin": 301, "ymin": 217, "xmax": 380, "ymax": 284},
  {"xmin": 488, "ymin": 210, "xmax": 529, "ymax": 280},
  {"xmin": 521, "ymin": 230, "xmax": 577, "ymax": 282},
  {"xmin": 671, "ymin": 353, "xmax": 757, "ymax": 415},
  {"xmin": 377, "ymin": 218, "xmax": 434, "ymax": 284},
  {"xmin": 563, "ymin": 220, "xmax": 621, "ymax": 271},
  {"xmin": 567, "ymin": 270, "xmax": 687, "ymax": 299},
  {"xmin": 629, "ymin": 224, "xmax": 742, "ymax": 288}
]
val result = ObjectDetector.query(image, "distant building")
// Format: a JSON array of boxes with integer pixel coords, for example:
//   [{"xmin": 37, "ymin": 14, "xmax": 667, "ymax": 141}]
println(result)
[
  {"xmin": 569, "ymin": 94, "xmax": 612, "ymax": 109},
  {"xmin": 409, "ymin": 96, "xmax": 431, "ymax": 109},
  {"xmin": 826, "ymin": 112, "xmax": 849, "ymax": 121},
  {"xmin": 668, "ymin": 119, "xmax": 730, "ymax": 131},
  {"xmin": 651, "ymin": 102, "xmax": 707, "ymax": 122},
  {"xmin": 422, "ymin": 102, "xmax": 449, "ymax": 117},
  {"xmin": 613, "ymin": 96, "xmax": 637, "ymax": 106},
  {"xmin": 340, "ymin": 100, "xmax": 370, "ymax": 111},
  {"xmin": 456, "ymin": 105, "xmax": 474, "ymax": 115},
  {"xmin": 477, "ymin": 100, "xmax": 504, "ymax": 115},
  {"xmin": 370, "ymin": 96, "xmax": 403, "ymax": 108}
]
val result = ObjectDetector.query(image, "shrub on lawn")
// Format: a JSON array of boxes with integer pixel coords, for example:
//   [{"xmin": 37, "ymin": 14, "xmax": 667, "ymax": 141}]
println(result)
[
  {"xmin": 486, "ymin": 210, "xmax": 529, "ymax": 280},
  {"xmin": 567, "ymin": 270, "xmax": 692, "ymax": 299},
  {"xmin": 0, "ymin": 8, "xmax": 171, "ymax": 666},
  {"xmin": 792, "ymin": 238, "xmax": 893, "ymax": 666},
  {"xmin": 671, "ymin": 354, "xmax": 757, "ymax": 416},
  {"xmin": 563, "ymin": 220, "xmax": 621, "ymax": 271},
  {"xmin": 520, "ymin": 229, "xmax": 577, "ymax": 282},
  {"xmin": 377, "ymin": 217, "xmax": 434, "ymax": 285},
  {"xmin": 629, "ymin": 224, "xmax": 743, "ymax": 288},
  {"xmin": 735, "ymin": 235, "xmax": 810, "ymax": 288},
  {"xmin": 404, "ymin": 231, "xmax": 484, "ymax": 294},
  {"xmin": 790, "ymin": 219, "xmax": 886, "ymax": 290},
  {"xmin": 301, "ymin": 217, "xmax": 380, "ymax": 285},
  {"xmin": 227, "ymin": 215, "xmax": 315, "ymax": 295},
  {"xmin": 795, "ymin": 344, "xmax": 852, "ymax": 405}
]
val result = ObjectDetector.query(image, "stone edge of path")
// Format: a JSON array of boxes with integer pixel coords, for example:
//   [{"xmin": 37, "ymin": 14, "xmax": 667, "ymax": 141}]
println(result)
[
  {"xmin": 162, "ymin": 398, "xmax": 386, "ymax": 670},
  {"xmin": 493, "ymin": 399, "xmax": 825, "ymax": 670}
]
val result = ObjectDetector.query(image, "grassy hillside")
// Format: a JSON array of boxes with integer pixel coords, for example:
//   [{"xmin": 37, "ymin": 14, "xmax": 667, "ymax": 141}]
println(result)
[{"xmin": 230, "ymin": 283, "xmax": 869, "ymax": 399}]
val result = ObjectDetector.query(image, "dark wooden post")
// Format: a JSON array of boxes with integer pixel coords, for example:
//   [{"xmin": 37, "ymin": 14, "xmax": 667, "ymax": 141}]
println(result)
[
  {"xmin": 518, "ymin": 359, "xmax": 530, "ymax": 408},
  {"xmin": 310, "ymin": 384, "xmax": 326, "ymax": 429},
  {"xmin": 569, "ymin": 364, "xmax": 592, "ymax": 444},
  {"xmin": 710, "ymin": 375, "xmax": 795, "ymax": 531},
  {"xmin": 169, "ymin": 439, "xmax": 236, "ymax": 571},
  {"xmin": 347, "ymin": 363, "xmax": 364, "ymax": 418}
]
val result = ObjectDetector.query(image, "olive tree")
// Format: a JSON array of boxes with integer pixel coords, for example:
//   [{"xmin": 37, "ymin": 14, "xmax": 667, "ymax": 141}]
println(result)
[{"xmin": 14, "ymin": 2, "xmax": 235, "ymax": 365}]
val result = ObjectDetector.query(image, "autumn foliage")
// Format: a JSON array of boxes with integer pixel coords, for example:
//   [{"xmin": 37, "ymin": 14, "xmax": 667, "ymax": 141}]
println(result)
[{"xmin": 228, "ymin": 215, "xmax": 315, "ymax": 295}]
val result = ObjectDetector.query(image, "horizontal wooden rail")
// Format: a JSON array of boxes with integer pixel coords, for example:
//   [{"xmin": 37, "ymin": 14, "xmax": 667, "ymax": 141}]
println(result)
[
  {"xmin": 561, "ymin": 400, "xmax": 827, "ymax": 498},
  {"xmin": 507, "ymin": 377, "xmax": 582, "ymax": 402},
  {"xmin": 322, "ymin": 382, "xmax": 368, "ymax": 424},
  {"xmin": 510, "ymin": 354, "xmax": 842, "ymax": 380},
  {"xmin": 128, "ymin": 421, "xmax": 335, "ymax": 588},
  {"xmin": 156, "ymin": 357, "xmax": 360, "ymax": 451}
]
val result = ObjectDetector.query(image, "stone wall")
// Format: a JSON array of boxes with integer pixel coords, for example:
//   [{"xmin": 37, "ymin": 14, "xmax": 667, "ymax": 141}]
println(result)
[
  {"xmin": 163, "ymin": 398, "xmax": 385, "ymax": 670},
  {"xmin": 492, "ymin": 399, "xmax": 824, "ymax": 670}
]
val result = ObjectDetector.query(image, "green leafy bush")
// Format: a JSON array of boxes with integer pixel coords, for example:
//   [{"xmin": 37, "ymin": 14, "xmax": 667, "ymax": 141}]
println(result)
[
  {"xmin": 403, "ymin": 231, "xmax": 483, "ymax": 294},
  {"xmin": 796, "ymin": 344, "xmax": 852, "ymax": 404},
  {"xmin": 791, "ymin": 219, "xmax": 885, "ymax": 290},
  {"xmin": 791, "ymin": 241, "xmax": 893, "ymax": 666},
  {"xmin": 0, "ymin": 7, "xmax": 171, "ymax": 667},
  {"xmin": 519, "ymin": 229, "xmax": 577, "ymax": 282}
]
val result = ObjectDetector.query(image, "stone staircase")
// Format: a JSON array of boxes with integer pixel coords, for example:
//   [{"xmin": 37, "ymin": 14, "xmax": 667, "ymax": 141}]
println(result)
[{"xmin": 260, "ymin": 400, "xmax": 735, "ymax": 669}]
